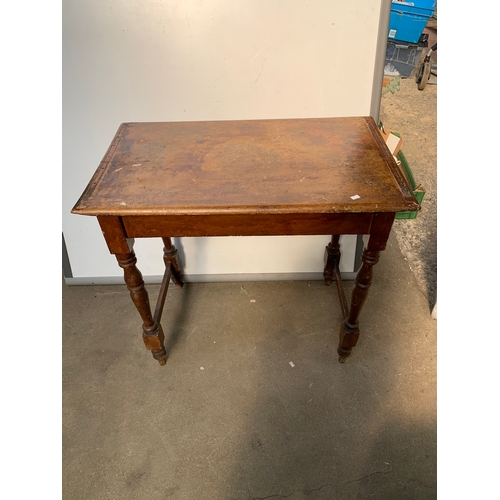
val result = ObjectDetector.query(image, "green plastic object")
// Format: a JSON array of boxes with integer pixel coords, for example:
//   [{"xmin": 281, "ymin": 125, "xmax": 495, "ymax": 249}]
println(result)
[
  {"xmin": 395, "ymin": 149, "xmax": 425, "ymax": 220},
  {"xmin": 378, "ymin": 124, "xmax": 424, "ymax": 220}
]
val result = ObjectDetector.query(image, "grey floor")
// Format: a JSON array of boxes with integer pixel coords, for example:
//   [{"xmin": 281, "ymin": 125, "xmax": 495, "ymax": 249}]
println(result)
[{"xmin": 62, "ymin": 232, "xmax": 437, "ymax": 499}]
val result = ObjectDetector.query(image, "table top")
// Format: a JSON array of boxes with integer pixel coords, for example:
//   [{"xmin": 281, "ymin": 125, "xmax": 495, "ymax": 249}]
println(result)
[{"xmin": 72, "ymin": 116, "xmax": 419, "ymax": 217}]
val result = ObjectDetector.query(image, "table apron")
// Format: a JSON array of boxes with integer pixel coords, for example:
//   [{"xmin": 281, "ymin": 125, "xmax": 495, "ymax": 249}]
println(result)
[{"xmin": 121, "ymin": 213, "xmax": 374, "ymax": 238}]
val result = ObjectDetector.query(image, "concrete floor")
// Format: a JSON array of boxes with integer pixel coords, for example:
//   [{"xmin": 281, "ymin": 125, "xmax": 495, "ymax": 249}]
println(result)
[{"xmin": 62, "ymin": 231, "xmax": 437, "ymax": 499}]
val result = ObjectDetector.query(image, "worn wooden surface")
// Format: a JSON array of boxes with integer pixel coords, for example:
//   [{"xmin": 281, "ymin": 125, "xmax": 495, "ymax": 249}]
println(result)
[{"xmin": 72, "ymin": 117, "xmax": 419, "ymax": 217}]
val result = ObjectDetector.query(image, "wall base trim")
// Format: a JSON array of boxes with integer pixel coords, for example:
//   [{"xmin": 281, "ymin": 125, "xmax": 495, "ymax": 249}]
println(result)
[{"xmin": 64, "ymin": 272, "xmax": 357, "ymax": 286}]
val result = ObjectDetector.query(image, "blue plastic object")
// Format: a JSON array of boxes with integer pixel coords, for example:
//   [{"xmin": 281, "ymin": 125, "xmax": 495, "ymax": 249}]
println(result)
[
  {"xmin": 391, "ymin": 0, "xmax": 436, "ymax": 16},
  {"xmin": 388, "ymin": 0, "xmax": 436, "ymax": 44}
]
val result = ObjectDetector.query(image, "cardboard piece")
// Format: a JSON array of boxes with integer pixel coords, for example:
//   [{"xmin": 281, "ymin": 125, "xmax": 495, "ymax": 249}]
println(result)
[
  {"xmin": 378, "ymin": 124, "xmax": 406, "ymax": 179},
  {"xmin": 379, "ymin": 127, "xmax": 403, "ymax": 156}
]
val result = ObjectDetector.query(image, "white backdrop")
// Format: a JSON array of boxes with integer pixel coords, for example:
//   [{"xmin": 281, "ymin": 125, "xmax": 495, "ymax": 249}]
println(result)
[{"xmin": 63, "ymin": 0, "xmax": 390, "ymax": 283}]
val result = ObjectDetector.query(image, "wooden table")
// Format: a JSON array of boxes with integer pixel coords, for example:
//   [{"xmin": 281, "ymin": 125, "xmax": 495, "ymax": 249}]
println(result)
[{"xmin": 72, "ymin": 117, "xmax": 419, "ymax": 365}]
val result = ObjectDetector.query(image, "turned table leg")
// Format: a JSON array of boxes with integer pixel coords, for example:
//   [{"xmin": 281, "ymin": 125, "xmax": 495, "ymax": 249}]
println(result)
[
  {"xmin": 116, "ymin": 251, "xmax": 167, "ymax": 365},
  {"xmin": 323, "ymin": 235, "xmax": 341, "ymax": 286},
  {"xmin": 337, "ymin": 213, "xmax": 395, "ymax": 362},
  {"xmin": 337, "ymin": 249, "xmax": 379, "ymax": 362},
  {"xmin": 162, "ymin": 237, "xmax": 184, "ymax": 289},
  {"xmin": 97, "ymin": 217, "xmax": 184, "ymax": 366}
]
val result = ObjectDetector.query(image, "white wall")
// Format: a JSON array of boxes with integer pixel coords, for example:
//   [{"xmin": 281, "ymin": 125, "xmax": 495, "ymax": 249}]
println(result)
[{"xmin": 63, "ymin": 0, "xmax": 388, "ymax": 283}]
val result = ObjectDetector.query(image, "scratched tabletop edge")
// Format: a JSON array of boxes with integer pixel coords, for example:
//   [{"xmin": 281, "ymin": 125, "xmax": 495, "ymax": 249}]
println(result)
[{"xmin": 71, "ymin": 201, "xmax": 420, "ymax": 217}]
